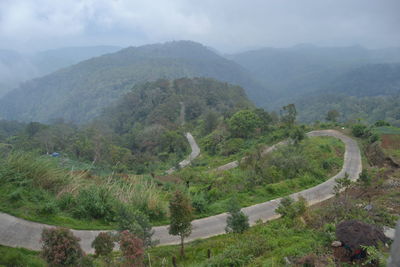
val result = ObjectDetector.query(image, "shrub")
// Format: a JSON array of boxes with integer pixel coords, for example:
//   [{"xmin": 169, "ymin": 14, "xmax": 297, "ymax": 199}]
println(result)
[
  {"xmin": 276, "ymin": 196, "xmax": 307, "ymax": 219},
  {"xmin": 39, "ymin": 201, "xmax": 59, "ymax": 215},
  {"xmin": 91, "ymin": 232, "xmax": 115, "ymax": 258},
  {"xmin": 119, "ymin": 231, "xmax": 144, "ymax": 267},
  {"xmin": 225, "ymin": 198, "xmax": 249, "ymax": 234},
  {"xmin": 219, "ymin": 138, "xmax": 244, "ymax": 156},
  {"xmin": 41, "ymin": 227, "xmax": 83, "ymax": 266},
  {"xmin": 116, "ymin": 205, "xmax": 155, "ymax": 247},
  {"xmin": 73, "ymin": 186, "xmax": 115, "ymax": 221},
  {"xmin": 0, "ymin": 152, "xmax": 66, "ymax": 192},
  {"xmin": 191, "ymin": 192, "xmax": 208, "ymax": 213},
  {"xmin": 57, "ymin": 193, "xmax": 76, "ymax": 211}
]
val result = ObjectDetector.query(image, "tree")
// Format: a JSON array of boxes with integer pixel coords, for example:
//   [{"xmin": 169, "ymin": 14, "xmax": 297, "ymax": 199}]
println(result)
[
  {"xmin": 280, "ymin": 104, "xmax": 297, "ymax": 127},
  {"xmin": 228, "ymin": 109, "xmax": 262, "ymax": 138},
  {"xmin": 326, "ymin": 109, "xmax": 340, "ymax": 122},
  {"xmin": 333, "ymin": 174, "xmax": 352, "ymax": 210},
  {"xmin": 41, "ymin": 227, "xmax": 83, "ymax": 266},
  {"xmin": 119, "ymin": 230, "xmax": 144, "ymax": 267},
  {"xmin": 351, "ymin": 124, "xmax": 369, "ymax": 138},
  {"xmin": 289, "ymin": 126, "xmax": 306, "ymax": 145},
  {"xmin": 169, "ymin": 190, "xmax": 193, "ymax": 257},
  {"xmin": 203, "ymin": 111, "xmax": 219, "ymax": 135},
  {"xmin": 225, "ymin": 198, "xmax": 249, "ymax": 234},
  {"xmin": 91, "ymin": 232, "xmax": 114, "ymax": 261},
  {"xmin": 116, "ymin": 206, "xmax": 155, "ymax": 247}
]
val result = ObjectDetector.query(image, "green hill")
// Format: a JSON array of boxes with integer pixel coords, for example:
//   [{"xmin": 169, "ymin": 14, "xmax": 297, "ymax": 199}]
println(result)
[
  {"xmin": 229, "ymin": 44, "xmax": 400, "ymax": 108},
  {"xmin": 293, "ymin": 63, "xmax": 400, "ymax": 125},
  {"xmin": 100, "ymin": 77, "xmax": 253, "ymax": 134},
  {"xmin": 0, "ymin": 41, "xmax": 265, "ymax": 123}
]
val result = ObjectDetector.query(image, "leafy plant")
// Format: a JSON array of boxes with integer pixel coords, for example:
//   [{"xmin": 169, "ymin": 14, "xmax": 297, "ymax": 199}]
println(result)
[
  {"xmin": 225, "ymin": 198, "xmax": 249, "ymax": 234},
  {"xmin": 119, "ymin": 230, "xmax": 144, "ymax": 267},
  {"xmin": 41, "ymin": 227, "xmax": 83, "ymax": 266}
]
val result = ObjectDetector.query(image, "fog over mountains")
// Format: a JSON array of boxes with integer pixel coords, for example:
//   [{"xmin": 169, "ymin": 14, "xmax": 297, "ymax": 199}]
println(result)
[
  {"xmin": 0, "ymin": 46, "xmax": 121, "ymax": 96},
  {"xmin": 0, "ymin": 41, "xmax": 399, "ymax": 125}
]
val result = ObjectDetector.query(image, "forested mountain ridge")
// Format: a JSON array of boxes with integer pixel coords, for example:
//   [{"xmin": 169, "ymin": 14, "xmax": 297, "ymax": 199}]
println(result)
[
  {"xmin": 0, "ymin": 41, "xmax": 265, "ymax": 124},
  {"xmin": 229, "ymin": 44, "xmax": 400, "ymax": 108},
  {"xmin": 0, "ymin": 46, "xmax": 121, "ymax": 97},
  {"xmin": 100, "ymin": 77, "xmax": 253, "ymax": 134},
  {"xmin": 295, "ymin": 63, "xmax": 400, "ymax": 125}
]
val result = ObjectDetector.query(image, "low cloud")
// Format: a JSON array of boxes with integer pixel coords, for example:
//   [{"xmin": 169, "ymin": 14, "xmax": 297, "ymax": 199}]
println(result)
[{"xmin": 0, "ymin": 0, "xmax": 399, "ymax": 52}]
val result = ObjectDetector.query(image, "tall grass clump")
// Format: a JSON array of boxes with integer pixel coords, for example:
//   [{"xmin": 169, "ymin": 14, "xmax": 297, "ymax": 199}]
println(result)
[
  {"xmin": 105, "ymin": 175, "xmax": 168, "ymax": 220},
  {"xmin": 0, "ymin": 151, "xmax": 68, "ymax": 192}
]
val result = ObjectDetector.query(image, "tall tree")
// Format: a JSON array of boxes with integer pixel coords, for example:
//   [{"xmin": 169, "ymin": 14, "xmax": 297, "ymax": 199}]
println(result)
[
  {"xmin": 228, "ymin": 109, "xmax": 262, "ymax": 138},
  {"xmin": 281, "ymin": 104, "xmax": 297, "ymax": 127},
  {"xmin": 169, "ymin": 190, "xmax": 193, "ymax": 257},
  {"xmin": 326, "ymin": 109, "xmax": 340, "ymax": 122}
]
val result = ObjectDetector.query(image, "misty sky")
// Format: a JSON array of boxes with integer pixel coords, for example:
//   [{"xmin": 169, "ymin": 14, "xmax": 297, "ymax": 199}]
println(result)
[{"xmin": 1, "ymin": 0, "xmax": 399, "ymax": 53}]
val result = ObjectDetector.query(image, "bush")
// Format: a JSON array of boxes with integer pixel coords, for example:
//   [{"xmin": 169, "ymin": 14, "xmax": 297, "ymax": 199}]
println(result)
[
  {"xmin": 92, "ymin": 232, "xmax": 114, "ymax": 258},
  {"xmin": 352, "ymin": 124, "xmax": 369, "ymax": 138},
  {"xmin": 72, "ymin": 186, "xmax": 115, "ymax": 221},
  {"xmin": 116, "ymin": 205, "xmax": 155, "ymax": 247},
  {"xmin": 39, "ymin": 201, "xmax": 59, "ymax": 215},
  {"xmin": 225, "ymin": 198, "xmax": 249, "ymax": 234},
  {"xmin": 57, "ymin": 193, "xmax": 76, "ymax": 211},
  {"xmin": 119, "ymin": 231, "xmax": 144, "ymax": 267},
  {"xmin": 41, "ymin": 227, "xmax": 83, "ymax": 266},
  {"xmin": 0, "ymin": 152, "xmax": 66, "ymax": 192},
  {"xmin": 219, "ymin": 138, "xmax": 244, "ymax": 156},
  {"xmin": 276, "ymin": 196, "xmax": 307, "ymax": 219},
  {"xmin": 191, "ymin": 192, "xmax": 208, "ymax": 213}
]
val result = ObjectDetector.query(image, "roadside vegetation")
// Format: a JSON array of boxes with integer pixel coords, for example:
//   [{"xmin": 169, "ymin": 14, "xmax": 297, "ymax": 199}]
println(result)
[{"xmin": 0, "ymin": 76, "xmax": 398, "ymax": 266}]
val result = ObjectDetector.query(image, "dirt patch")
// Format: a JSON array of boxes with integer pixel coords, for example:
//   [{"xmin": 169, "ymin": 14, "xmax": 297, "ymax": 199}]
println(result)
[{"xmin": 381, "ymin": 135, "xmax": 400, "ymax": 150}]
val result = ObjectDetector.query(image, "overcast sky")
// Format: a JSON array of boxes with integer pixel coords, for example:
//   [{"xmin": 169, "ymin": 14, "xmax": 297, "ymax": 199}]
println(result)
[{"xmin": 0, "ymin": 0, "xmax": 399, "ymax": 53}]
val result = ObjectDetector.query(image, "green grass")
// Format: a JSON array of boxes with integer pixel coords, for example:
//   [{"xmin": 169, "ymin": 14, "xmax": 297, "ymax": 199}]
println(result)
[
  {"xmin": 0, "ymin": 245, "xmax": 45, "ymax": 267},
  {"xmin": 0, "ymin": 135, "xmax": 344, "ymax": 230},
  {"xmin": 146, "ymin": 218, "xmax": 329, "ymax": 266},
  {"xmin": 373, "ymin": 126, "xmax": 400, "ymax": 135},
  {"xmin": 183, "ymin": 136, "xmax": 345, "ymax": 220}
]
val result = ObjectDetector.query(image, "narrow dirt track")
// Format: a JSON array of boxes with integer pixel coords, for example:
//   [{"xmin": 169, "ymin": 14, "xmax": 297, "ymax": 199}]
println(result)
[{"xmin": 0, "ymin": 130, "xmax": 362, "ymax": 253}]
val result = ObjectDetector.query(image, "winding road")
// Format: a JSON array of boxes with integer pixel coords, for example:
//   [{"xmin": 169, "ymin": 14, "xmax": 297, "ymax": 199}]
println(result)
[{"xmin": 0, "ymin": 130, "xmax": 362, "ymax": 253}]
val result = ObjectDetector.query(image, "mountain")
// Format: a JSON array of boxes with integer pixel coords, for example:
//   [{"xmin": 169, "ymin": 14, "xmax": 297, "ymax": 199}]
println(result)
[
  {"xmin": 229, "ymin": 44, "xmax": 400, "ymax": 108},
  {"xmin": 0, "ymin": 41, "xmax": 265, "ymax": 123},
  {"xmin": 294, "ymin": 63, "xmax": 400, "ymax": 125},
  {"xmin": 0, "ymin": 49, "xmax": 39, "ymax": 96},
  {"xmin": 100, "ymin": 77, "xmax": 253, "ymax": 134},
  {"xmin": 31, "ymin": 45, "xmax": 122, "ymax": 75},
  {"xmin": 0, "ymin": 46, "xmax": 121, "ymax": 97}
]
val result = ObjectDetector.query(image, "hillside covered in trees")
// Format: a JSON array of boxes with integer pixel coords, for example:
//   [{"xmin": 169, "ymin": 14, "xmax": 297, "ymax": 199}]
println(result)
[
  {"xmin": 230, "ymin": 45, "xmax": 400, "ymax": 124},
  {"xmin": 0, "ymin": 46, "xmax": 121, "ymax": 97},
  {"xmin": 0, "ymin": 41, "xmax": 264, "ymax": 124},
  {"xmin": 295, "ymin": 63, "xmax": 400, "ymax": 125}
]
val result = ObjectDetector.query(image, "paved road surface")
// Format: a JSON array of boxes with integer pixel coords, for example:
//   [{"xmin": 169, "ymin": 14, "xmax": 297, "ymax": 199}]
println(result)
[
  {"xmin": 0, "ymin": 130, "xmax": 362, "ymax": 253},
  {"xmin": 166, "ymin": 132, "xmax": 200, "ymax": 174}
]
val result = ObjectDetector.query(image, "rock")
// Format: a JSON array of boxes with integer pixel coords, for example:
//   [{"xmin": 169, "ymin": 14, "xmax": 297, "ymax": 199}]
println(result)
[
  {"xmin": 331, "ymin": 241, "xmax": 342, "ymax": 247},
  {"xmin": 364, "ymin": 204, "xmax": 373, "ymax": 211}
]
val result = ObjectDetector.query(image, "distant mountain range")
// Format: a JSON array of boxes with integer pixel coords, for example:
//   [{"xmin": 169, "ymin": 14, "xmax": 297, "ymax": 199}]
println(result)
[
  {"xmin": 0, "ymin": 46, "xmax": 121, "ymax": 96},
  {"xmin": 1, "ymin": 41, "xmax": 399, "ymax": 125},
  {"xmin": 229, "ymin": 44, "xmax": 400, "ymax": 108},
  {"xmin": 0, "ymin": 41, "xmax": 265, "ymax": 123}
]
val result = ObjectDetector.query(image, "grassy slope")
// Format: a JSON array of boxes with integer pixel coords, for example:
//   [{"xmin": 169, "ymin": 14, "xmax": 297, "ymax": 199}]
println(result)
[{"xmin": 0, "ymin": 136, "xmax": 344, "ymax": 230}]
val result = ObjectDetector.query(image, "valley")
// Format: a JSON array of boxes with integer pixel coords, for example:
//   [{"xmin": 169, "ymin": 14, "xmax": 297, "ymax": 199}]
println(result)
[{"xmin": 0, "ymin": 41, "xmax": 398, "ymax": 266}]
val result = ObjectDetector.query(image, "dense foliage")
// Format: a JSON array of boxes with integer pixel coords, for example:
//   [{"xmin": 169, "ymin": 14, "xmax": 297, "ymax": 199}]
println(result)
[
  {"xmin": 0, "ymin": 41, "xmax": 263, "ymax": 123},
  {"xmin": 41, "ymin": 228, "xmax": 83, "ymax": 266}
]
